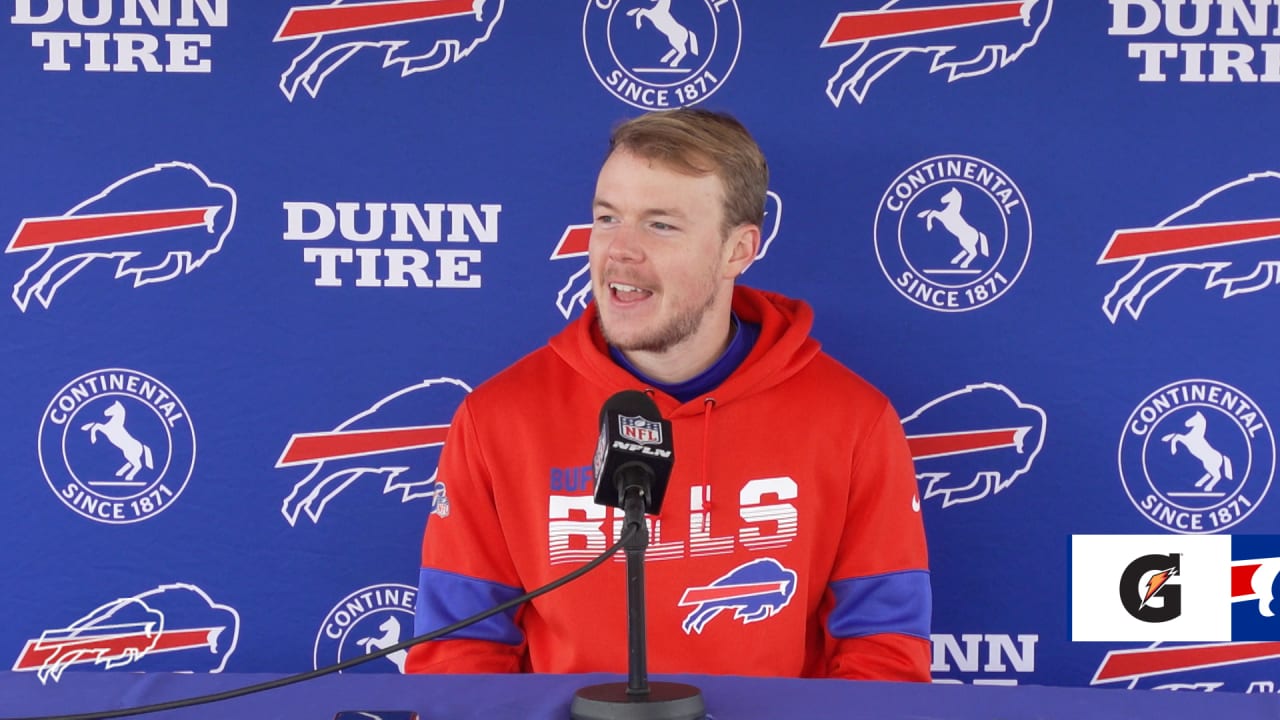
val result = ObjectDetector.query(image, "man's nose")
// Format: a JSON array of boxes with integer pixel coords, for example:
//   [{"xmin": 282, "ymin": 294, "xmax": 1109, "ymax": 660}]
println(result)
[{"xmin": 605, "ymin": 222, "xmax": 644, "ymax": 262}]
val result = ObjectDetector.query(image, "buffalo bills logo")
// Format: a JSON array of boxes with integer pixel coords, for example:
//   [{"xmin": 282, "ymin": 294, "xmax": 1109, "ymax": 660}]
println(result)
[
  {"xmin": 822, "ymin": 0, "xmax": 1052, "ymax": 107},
  {"xmin": 274, "ymin": 0, "xmax": 505, "ymax": 101},
  {"xmin": 12, "ymin": 583, "xmax": 239, "ymax": 685},
  {"xmin": 6, "ymin": 162, "xmax": 234, "ymax": 312},
  {"xmin": 1093, "ymin": 641, "xmax": 1280, "ymax": 691},
  {"xmin": 903, "ymin": 383, "xmax": 1046, "ymax": 508},
  {"xmin": 550, "ymin": 191, "xmax": 783, "ymax": 319},
  {"xmin": 278, "ymin": 377, "xmax": 470, "ymax": 525},
  {"xmin": 1232, "ymin": 535, "xmax": 1280, "ymax": 641},
  {"xmin": 1100, "ymin": 172, "xmax": 1280, "ymax": 323},
  {"xmin": 679, "ymin": 558, "xmax": 797, "ymax": 634}
]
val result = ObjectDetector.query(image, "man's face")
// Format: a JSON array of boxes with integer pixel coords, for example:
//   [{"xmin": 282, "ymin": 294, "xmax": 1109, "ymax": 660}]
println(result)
[{"xmin": 589, "ymin": 149, "xmax": 740, "ymax": 355}]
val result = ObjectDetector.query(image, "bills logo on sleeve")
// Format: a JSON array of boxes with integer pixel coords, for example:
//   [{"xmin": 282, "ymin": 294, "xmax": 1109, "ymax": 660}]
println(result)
[
  {"xmin": 278, "ymin": 377, "xmax": 470, "ymax": 525},
  {"xmin": 822, "ymin": 0, "xmax": 1052, "ymax": 107},
  {"xmin": 6, "ymin": 162, "xmax": 235, "ymax": 312},
  {"xmin": 274, "ymin": 0, "xmax": 505, "ymax": 101},
  {"xmin": 12, "ymin": 584, "xmax": 239, "ymax": 685},
  {"xmin": 902, "ymin": 383, "xmax": 1045, "ymax": 508},
  {"xmin": 1100, "ymin": 172, "xmax": 1280, "ymax": 323}
]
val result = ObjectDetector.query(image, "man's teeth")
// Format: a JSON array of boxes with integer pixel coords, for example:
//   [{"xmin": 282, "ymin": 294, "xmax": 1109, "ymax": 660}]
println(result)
[{"xmin": 611, "ymin": 282, "xmax": 647, "ymax": 294}]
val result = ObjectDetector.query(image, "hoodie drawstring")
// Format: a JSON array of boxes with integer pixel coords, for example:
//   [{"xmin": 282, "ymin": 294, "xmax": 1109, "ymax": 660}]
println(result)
[{"xmin": 699, "ymin": 397, "xmax": 716, "ymax": 511}]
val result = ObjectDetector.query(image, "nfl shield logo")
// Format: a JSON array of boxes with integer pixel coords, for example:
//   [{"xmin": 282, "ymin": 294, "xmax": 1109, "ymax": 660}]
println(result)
[{"xmin": 619, "ymin": 415, "xmax": 662, "ymax": 445}]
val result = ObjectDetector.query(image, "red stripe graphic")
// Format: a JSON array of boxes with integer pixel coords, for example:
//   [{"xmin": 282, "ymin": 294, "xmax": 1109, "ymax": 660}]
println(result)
[
  {"xmin": 823, "ymin": 1, "xmax": 1027, "ymax": 47},
  {"xmin": 7, "ymin": 207, "xmax": 219, "ymax": 252},
  {"xmin": 907, "ymin": 427, "xmax": 1029, "ymax": 460},
  {"xmin": 14, "ymin": 627, "xmax": 221, "ymax": 670},
  {"xmin": 678, "ymin": 581, "xmax": 788, "ymax": 605},
  {"xmin": 1098, "ymin": 218, "xmax": 1280, "ymax": 263},
  {"xmin": 276, "ymin": 0, "xmax": 478, "ymax": 40},
  {"xmin": 1234, "ymin": 562, "xmax": 1264, "ymax": 598},
  {"xmin": 551, "ymin": 225, "xmax": 592, "ymax": 259},
  {"xmin": 278, "ymin": 425, "xmax": 450, "ymax": 466},
  {"xmin": 1094, "ymin": 643, "xmax": 1280, "ymax": 683}
]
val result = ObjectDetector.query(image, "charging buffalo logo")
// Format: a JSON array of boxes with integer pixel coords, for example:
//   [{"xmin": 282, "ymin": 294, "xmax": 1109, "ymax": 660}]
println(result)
[
  {"xmin": 274, "ymin": 0, "xmax": 505, "ymax": 101},
  {"xmin": 1120, "ymin": 553, "xmax": 1183, "ymax": 623},
  {"xmin": 550, "ymin": 191, "xmax": 783, "ymax": 319},
  {"xmin": 1234, "ymin": 557, "xmax": 1280, "ymax": 619},
  {"xmin": 875, "ymin": 155, "xmax": 1030, "ymax": 312},
  {"xmin": 902, "ymin": 383, "xmax": 1045, "ymax": 507},
  {"xmin": 278, "ymin": 378, "xmax": 470, "ymax": 525},
  {"xmin": 1119, "ymin": 380, "xmax": 1274, "ymax": 534},
  {"xmin": 1100, "ymin": 172, "xmax": 1280, "ymax": 323},
  {"xmin": 1232, "ymin": 535, "xmax": 1280, "ymax": 641},
  {"xmin": 1093, "ymin": 641, "xmax": 1280, "ymax": 690},
  {"xmin": 679, "ymin": 558, "xmax": 797, "ymax": 634},
  {"xmin": 38, "ymin": 369, "xmax": 195, "ymax": 524},
  {"xmin": 582, "ymin": 0, "xmax": 741, "ymax": 110},
  {"xmin": 12, "ymin": 583, "xmax": 239, "ymax": 685},
  {"xmin": 6, "ymin": 162, "xmax": 235, "ymax": 312},
  {"xmin": 822, "ymin": 0, "xmax": 1052, "ymax": 107},
  {"xmin": 314, "ymin": 583, "xmax": 416, "ymax": 672}
]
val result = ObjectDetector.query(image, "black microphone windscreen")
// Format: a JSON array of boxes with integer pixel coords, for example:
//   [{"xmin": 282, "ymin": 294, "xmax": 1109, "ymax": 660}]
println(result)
[{"xmin": 592, "ymin": 390, "xmax": 674, "ymax": 514}]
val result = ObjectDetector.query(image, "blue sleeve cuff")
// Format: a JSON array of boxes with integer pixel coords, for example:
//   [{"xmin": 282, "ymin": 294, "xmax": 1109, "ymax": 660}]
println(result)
[
  {"xmin": 828, "ymin": 570, "xmax": 932, "ymax": 640},
  {"xmin": 414, "ymin": 567, "xmax": 524, "ymax": 646}
]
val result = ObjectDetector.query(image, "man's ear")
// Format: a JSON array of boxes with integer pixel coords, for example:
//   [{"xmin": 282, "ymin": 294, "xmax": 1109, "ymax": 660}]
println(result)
[{"xmin": 724, "ymin": 224, "xmax": 761, "ymax": 278}]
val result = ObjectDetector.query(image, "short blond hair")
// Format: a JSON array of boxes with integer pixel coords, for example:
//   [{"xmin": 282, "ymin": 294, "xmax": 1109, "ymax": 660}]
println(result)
[{"xmin": 608, "ymin": 108, "xmax": 768, "ymax": 235}]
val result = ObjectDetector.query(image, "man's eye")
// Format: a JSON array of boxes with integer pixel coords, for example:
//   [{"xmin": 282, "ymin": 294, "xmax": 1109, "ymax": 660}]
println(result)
[{"xmin": 651, "ymin": 222, "xmax": 674, "ymax": 231}]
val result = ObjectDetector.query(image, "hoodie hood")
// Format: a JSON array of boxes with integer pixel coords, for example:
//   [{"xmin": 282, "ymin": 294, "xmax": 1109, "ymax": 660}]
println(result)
[{"xmin": 548, "ymin": 285, "xmax": 823, "ymax": 417}]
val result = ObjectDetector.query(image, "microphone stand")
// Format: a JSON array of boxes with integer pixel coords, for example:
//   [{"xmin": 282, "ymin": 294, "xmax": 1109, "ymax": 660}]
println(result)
[{"xmin": 571, "ymin": 485, "xmax": 705, "ymax": 720}]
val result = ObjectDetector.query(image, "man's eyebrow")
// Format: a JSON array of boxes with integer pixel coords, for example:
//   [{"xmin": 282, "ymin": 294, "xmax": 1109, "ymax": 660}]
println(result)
[{"xmin": 591, "ymin": 198, "xmax": 688, "ymax": 219}]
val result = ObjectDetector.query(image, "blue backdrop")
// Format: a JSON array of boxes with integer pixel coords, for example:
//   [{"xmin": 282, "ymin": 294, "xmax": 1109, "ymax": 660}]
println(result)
[{"xmin": 3, "ymin": 0, "xmax": 1280, "ymax": 695}]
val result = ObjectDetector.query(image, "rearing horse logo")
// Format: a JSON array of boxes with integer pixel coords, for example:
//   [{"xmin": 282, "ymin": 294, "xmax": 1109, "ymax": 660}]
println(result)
[
  {"xmin": 1161, "ymin": 411, "xmax": 1234, "ymax": 493},
  {"xmin": 582, "ymin": 0, "xmax": 742, "ymax": 111},
  {"xmin": 918, "ymin": 187, "xmax": 989, "ymax": 269},
  {"xmin": 355, "ymin": 616, "xmax": 407, "ymax": 672},
  {"xmin": 80, "ymin": 400, "xmax": 153, "ymax": 483},
  {"xmin": 1118, "ymin": 379, "xmax": 1274, "ymax": 534},
  {"xmin": 627, "ymin": 0, "xmax": 698, "ymax": 67}
]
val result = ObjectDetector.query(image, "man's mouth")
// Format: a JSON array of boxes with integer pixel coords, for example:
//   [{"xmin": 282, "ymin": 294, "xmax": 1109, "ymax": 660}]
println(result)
[{"xmin": 608, "ymin": 281, "xmax": 653, "ymax": 303}]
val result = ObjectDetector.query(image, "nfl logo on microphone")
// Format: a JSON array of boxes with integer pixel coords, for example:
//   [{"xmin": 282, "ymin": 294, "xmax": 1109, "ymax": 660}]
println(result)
[
  {"xmin": 1071, "ymin": 534, "xmax": 1280, "ymax": 642},
  {"xmin": 620, "ymin": 415, "xmax": 662, "ymax": 445}
]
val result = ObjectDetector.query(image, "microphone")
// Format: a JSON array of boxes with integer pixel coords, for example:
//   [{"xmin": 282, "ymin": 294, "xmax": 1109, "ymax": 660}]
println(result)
[
  {"xmin": 591, "ymin": 390, "xmax": 674, "ymax": 516},
  {"xmin": 573, "ymin": 390, "xmax": 704, "ymax": 720}
]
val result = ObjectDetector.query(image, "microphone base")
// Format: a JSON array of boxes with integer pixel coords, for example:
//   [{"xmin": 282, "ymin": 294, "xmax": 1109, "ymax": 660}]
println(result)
[{"xmin": 570, "ymin": 681, "xmax": 705, "ymax": 720}]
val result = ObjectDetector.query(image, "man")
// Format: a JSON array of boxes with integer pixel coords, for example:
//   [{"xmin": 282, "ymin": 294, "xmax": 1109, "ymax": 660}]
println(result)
[{"xmin": 405, "ymin": 109, "xmax": 930, "ymax": 680}]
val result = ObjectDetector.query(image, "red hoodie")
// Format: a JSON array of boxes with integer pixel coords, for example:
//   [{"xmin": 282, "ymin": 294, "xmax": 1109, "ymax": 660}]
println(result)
[{"xmin": 405, "ymin": 286, "xmax": 931, "ymax": 680}]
